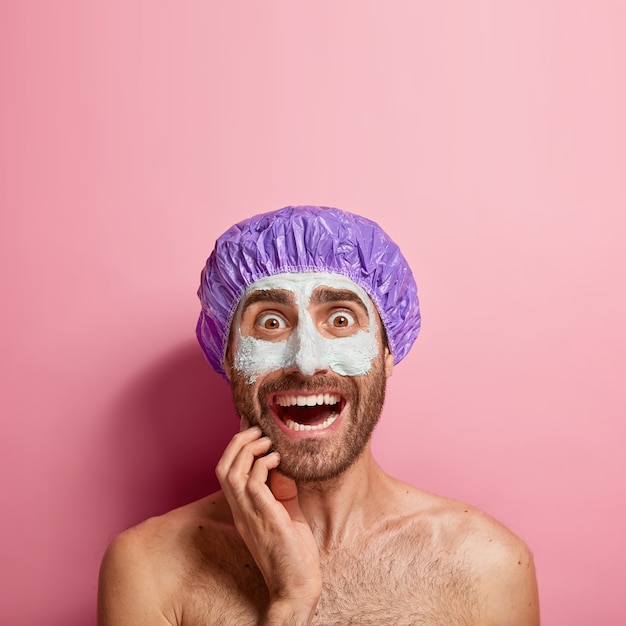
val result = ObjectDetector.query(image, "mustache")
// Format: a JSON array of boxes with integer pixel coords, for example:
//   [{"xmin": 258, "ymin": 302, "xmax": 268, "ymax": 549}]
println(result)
[{"xmin": 259, "ymin": 373, "xmax": 356, "ymax": 398}]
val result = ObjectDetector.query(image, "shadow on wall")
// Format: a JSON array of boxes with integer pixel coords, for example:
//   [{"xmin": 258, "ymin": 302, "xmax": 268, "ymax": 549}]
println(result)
[{"xmin": 103, "ymin": 340, "xmax": 238, "ymax": 530}]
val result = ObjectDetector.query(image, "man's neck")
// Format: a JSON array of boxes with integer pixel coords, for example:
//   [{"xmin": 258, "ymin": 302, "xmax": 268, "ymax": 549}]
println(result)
[{"xmin": 294, "ymin": 445, "xmax": 393, "ymax": 550}]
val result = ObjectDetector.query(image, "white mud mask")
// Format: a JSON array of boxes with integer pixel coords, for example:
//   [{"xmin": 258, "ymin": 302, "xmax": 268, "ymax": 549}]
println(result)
[{"xmin": 231, "ymin": 272, "xmax": 381, "ymax": 384}]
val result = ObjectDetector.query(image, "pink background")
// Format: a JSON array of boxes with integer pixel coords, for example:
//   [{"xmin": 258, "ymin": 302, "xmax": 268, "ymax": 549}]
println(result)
[{"xmin": 1, "ymin": 2, "xmax": 625, "ymax": 624}]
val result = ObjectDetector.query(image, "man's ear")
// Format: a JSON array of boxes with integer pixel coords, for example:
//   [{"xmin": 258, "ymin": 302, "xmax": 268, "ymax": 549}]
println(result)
[{"xmin": 384, "ymin": 348, "xmax": 394, "ymax": 379}]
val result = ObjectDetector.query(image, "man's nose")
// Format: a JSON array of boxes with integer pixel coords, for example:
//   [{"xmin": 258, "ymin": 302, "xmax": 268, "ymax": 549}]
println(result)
[{"xmin": 284, "ymin": 319, "xmax": 328, "ymax": 376}]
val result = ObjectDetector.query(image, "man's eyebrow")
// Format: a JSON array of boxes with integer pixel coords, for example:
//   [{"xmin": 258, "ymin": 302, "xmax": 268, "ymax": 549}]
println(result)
[
  {"xmin": 311, "ymin": 288, "xmax": 369, "ymax": 315},
  {"xmin": 240, "ymin": 289, "xmax": 294, "ymax": 314}
]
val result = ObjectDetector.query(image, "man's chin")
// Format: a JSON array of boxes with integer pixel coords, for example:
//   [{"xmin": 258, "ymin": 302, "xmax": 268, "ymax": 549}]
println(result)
[{"xmin": 265, "ymin": 426, "xmax": 359, "ymax": 483}]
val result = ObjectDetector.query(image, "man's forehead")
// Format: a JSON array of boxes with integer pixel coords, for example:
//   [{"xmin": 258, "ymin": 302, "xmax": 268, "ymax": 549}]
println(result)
[{"xmin": 240, "ymin": 272, "xmax": 372, "ymax": 307}]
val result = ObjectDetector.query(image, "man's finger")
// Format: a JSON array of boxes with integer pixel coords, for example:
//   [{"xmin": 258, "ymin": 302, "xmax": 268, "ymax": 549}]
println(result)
[
  {"xmin": 225, "ymin": 436, "xmax": 273, "ymax": 488},
  {"xmin": 215, "ymin": 426, "xmax": 262, "ymax": 481},
  {"xmin": 244, "ymin": 451, "xmax": 283, "ymax": 512}
]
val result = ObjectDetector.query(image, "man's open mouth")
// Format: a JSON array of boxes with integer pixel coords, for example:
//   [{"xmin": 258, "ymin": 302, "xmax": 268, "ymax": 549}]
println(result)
[{"xmin": 272, "ymin": 392, "xmax": 345, "ymax": 432}]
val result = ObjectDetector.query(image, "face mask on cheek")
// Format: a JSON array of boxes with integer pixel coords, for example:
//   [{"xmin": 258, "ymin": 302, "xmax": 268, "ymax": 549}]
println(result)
[{"xmin": 231, "ymin": 273, "xmax": 381, "ymax": 384}]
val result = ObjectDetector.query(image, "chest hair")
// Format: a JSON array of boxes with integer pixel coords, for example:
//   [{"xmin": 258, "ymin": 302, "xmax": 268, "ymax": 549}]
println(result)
[
  {"xmin": 178, "ymin": 523, "xmax": 479, "ymax": 626},
  {"xmin": 314, "ymin": 532, "xmax": 479, "ymax": 626}
]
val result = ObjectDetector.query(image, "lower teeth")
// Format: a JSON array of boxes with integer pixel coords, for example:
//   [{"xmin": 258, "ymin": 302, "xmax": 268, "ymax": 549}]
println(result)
[{"xmin": 285, "ymin": 412, "xmax": 339, "ymax": 432}]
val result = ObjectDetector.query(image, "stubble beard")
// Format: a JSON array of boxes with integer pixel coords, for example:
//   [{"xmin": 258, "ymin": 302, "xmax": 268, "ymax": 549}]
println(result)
[{"xmin": 230, "ymin": 358, "xmax": 388, "ymax": 483}]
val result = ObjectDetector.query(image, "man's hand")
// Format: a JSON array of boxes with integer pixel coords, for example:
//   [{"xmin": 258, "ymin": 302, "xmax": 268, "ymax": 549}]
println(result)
[{"xmin": 216, "ymin": 425, "xmax": 322, "ymax": 625}]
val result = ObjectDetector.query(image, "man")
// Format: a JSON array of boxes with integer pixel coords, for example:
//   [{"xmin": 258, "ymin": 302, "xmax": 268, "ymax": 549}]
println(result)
[{"xmin": 99, "ymin": 206, "xmax": 539, "ymax": 625}]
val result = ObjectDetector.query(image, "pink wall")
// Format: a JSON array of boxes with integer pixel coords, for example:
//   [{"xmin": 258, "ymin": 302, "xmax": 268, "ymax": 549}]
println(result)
[{"xmin": 1, "ymin": 2, "xmax": 624, "ymax": 624}]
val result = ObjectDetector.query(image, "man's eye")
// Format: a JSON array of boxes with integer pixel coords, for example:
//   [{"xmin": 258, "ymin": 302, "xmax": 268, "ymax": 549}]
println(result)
[
  {"xmin": 257, "ymin": 314, "xmax": 287, "ymax": 330},
  {"xmin": 328, "ymin": 311, "xmax": 356, "ymax": 328}
]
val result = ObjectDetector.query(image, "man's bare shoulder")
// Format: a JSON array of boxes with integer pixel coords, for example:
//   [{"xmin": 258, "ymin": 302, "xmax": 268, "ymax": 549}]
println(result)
[
  {"xmin": 386, "ymin": 478, "xmax": 540, "ymax": 625},
  {"xmin": 103, "ymin": 492, "xmax": 234, "ymax": 564},
  {"xmin": 455, "ymin": 505, "xmax": 539, "ymax": 625},
  {"xmin": 98, "ymin": 492, "xmax": 250, "ymax": 625}
]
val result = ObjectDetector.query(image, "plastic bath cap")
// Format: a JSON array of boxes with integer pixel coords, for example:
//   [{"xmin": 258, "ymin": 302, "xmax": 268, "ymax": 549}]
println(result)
[{"xmin": 197, "ymin": 205, "xmax": 420, "ymax": 377}]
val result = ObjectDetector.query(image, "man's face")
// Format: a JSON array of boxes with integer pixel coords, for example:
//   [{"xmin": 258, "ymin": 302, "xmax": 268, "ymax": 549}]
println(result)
[{"xmin": 226, "ymin": 272, "xmax": 393, "ymax": 483}]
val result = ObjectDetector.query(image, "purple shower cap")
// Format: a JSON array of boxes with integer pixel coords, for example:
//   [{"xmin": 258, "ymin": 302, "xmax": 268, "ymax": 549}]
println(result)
[{"xmin": 197, "ymin": 205, "xmax": 420, "ymax": 377}]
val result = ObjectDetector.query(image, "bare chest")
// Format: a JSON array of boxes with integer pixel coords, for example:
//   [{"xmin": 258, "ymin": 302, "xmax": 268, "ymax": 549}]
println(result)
[
  {"xmin": 179, "ymin": 529, "xmax": 479, "ymax": 626},
  {"xmin": 313, "ymin": 540, "xmax": 479, "ymax": 625}
]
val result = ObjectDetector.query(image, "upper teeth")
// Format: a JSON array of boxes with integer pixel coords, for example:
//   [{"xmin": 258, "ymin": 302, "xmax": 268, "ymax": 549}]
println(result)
[{"xmin": 276, "ymin": 393, "xmax": 340, "ymax": 407}]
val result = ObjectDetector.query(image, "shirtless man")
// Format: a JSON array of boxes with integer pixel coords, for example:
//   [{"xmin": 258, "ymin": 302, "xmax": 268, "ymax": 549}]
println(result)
[{"xmin": 98, "ymin": 206, "xmax": 539, "ymax": 625}]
